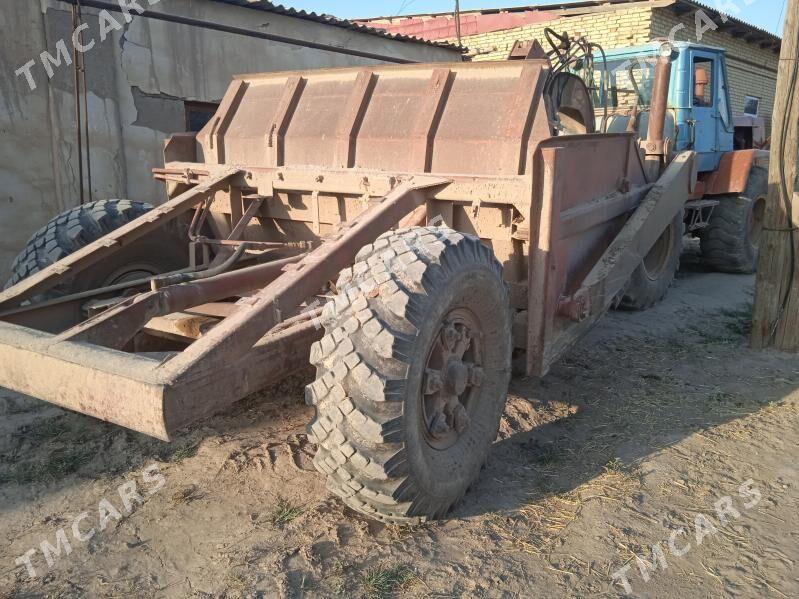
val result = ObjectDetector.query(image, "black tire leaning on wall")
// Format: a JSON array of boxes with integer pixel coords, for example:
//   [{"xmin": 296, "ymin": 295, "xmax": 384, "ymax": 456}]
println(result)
[
  {"xmin": 5, "ymin": 199, "xmax": 188, "ymax": 300},
  {"xmin": 306, "ymin": 227, "xmax": 513, "ymax": 525}
]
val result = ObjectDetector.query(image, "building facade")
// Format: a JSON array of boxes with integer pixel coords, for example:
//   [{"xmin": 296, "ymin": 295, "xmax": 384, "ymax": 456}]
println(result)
[
  {"xmin": 0, "ymin": 0, "xmax": 460, "ymax": 281},
  {"xmin": 361, "ymin": 0, "xmax": 781, "ymax": 136}
]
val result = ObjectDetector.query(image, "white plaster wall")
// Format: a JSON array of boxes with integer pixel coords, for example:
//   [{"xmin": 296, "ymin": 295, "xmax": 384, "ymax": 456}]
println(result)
[{"xmin": 0, "ymin": 0, "xmax": 460, "ymax": 282}]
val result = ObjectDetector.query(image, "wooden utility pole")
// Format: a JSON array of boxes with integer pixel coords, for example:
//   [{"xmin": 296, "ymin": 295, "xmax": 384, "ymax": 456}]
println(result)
[
  {"xmin": 454, "ymin": 0, "xmax": 462, "ymax": 47},
  {"xmin": 752, "ymin": 1, "xmax": 799, "ymax": 350}
]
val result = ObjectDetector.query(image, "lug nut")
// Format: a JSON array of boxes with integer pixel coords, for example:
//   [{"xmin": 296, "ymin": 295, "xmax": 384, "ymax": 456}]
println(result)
[
  {"xmin": 429, "ymin": 412, "xmax": 451, "ymax": 438},
  {"xmin": 453, "ymin": 404, "xmax": 469, "ymax": 434}
]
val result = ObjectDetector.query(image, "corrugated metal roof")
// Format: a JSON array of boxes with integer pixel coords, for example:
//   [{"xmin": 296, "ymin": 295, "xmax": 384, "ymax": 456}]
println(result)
[
  {"xmin": 362, "ymin": 0, "xmax": 654, "ymax": 19},
  {"xmin": 360, "ymin": 0, "xmax": 781, "ymax": 49},
  {"xmin": 207, "ymin": 0, "xmax": 463, "ymax": 51},
  {"xmin": 687, "ymin": 0, "xmax": 781, "ymax": 44}
]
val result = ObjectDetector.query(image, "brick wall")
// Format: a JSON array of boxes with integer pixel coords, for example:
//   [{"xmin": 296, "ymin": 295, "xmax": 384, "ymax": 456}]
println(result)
[
  {"xmin": 458, "ymin": 6, "xmax": 655, "ymax": 62},
  {"xmin": 456, "ymin": 5, "xmax": 777, "ymax": 131}
]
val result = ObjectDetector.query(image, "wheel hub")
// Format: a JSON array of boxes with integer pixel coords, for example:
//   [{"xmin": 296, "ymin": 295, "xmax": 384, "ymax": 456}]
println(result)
[
  {"xmin": 104, "ymin": 263, "xmax": 162, "ymax": 286},
  {"xmin": 422, "ymin": 313, "xmax": 483, "ymax": 450}
]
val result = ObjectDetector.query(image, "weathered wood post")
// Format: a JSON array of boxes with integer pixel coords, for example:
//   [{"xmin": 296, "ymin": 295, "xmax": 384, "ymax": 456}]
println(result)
[{"xmin": 752, "ymin": 2, "xmax": 799, "ymax": 350}]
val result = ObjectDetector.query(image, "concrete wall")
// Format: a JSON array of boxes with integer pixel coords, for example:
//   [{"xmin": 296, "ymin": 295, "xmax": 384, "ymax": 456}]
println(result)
[
  {"xmin": 0, "ymin": 0, "xmax": 459, "ymax": 282},
  {"xmin": 457, "ymin": 5, "xmax": 778, "ymax": 125}
]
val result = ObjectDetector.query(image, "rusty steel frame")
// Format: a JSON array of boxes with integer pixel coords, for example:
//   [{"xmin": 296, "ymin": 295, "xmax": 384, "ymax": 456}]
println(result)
[
  {"xmin": 0, "ymin": 169, "xmax": 242, "ymax": 310},
  {"xmin": 0, "ymin": 317, "xmax": 321, "ymax": 440},
  {"xmin": 0, "ymin": 173, "xmax": 450, "ymax": 439},
  {"xmin": 698, "ymin": 148, "xmax": 770, "ymax": 197},
  {"xmin": 54, "ymin": 255, "xmax": 303, "ymax": 349},
  {"xmin": 541, "ymin": 151, "xmax": 695, "ymax": 373},
  {"xmin": 0, "ymin": 57, "xmax": 696, "ymax": 441}
]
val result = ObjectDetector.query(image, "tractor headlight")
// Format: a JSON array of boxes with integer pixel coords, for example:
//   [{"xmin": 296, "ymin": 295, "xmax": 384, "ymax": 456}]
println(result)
[{"xmin": 658, "ymin": 41, "xmax": 674, "ymax": 59}]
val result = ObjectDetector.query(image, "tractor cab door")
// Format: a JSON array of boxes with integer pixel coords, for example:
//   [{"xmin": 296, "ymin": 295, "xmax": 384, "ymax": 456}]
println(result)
[{"xmin": 689, "ymin": 50, "xmax": 719, "ymax": 155}]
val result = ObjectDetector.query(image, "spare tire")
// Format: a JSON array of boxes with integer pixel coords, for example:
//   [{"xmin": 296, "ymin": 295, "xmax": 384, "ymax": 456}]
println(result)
[{"xmin": 5, "ymin": 199, "xmax": 187, "ymax": 300}]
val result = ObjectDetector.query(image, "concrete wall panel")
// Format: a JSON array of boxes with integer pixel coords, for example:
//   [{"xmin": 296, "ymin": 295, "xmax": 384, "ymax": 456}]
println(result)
[
  {"xmin": 0, "ymin": 1, "xmax": 60, "ymax": 280},
  {"xmin": 0, "ymin": 0, "xmax": 460, "ymax": 281}
]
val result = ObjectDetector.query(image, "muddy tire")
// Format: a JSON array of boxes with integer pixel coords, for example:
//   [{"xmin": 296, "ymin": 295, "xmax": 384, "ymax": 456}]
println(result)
[
  {"xmin": 307, "ymin": 227, "xmax": 512, "ymax": 524},
  {"xmin": 699, "ymin": 167, "xmax": 768, "ymax": 274},
  {"xmin": 619, "ymin": 211, "xmax": 683, "ymax": 311},
  {"xmin": 5, "ymin": 199, "xmax": 187, "ymax": 299}
]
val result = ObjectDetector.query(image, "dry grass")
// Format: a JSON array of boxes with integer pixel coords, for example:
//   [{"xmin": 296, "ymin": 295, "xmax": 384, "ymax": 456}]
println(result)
[
  {"xmin": 327, "ymin": 559, "xmax": 351, "ymax": 596},
  {"xmin": 494, "ymin": 464, "xmax": 640, "ymax": 558},
  {"xmin": 18, "ymin": 417, "xmax": 68, "ymax": 442},
  {"xmin": 0, "ymin": 447, "xmax": 92, "ymax": 484},
  {"xmin": 270, "ymin": 497, "xmax": 303, "ymax": 526},
  {"xmin": 167, "ymin": 440, "xmax": 200, "ymax": 463},
  {"xmin": 360, "ymin": 564, "xmax": 415, "ymax": 599}
]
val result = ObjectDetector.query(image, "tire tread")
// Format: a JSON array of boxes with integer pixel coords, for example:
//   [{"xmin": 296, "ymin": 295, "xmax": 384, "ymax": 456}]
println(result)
[
  {"xmin": 307, "ymin": 227, "xmax": 510, "ymax": 524},
  {"xmin": 4, "ymin": 200, "xmax": 153, "ymax": 294}
]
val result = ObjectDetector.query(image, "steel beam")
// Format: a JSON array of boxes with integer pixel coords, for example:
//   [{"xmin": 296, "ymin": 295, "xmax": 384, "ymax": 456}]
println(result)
[
  {"xmin": 161, "ymin": 176, "xmax": 451, "ymax": 382},
  {"xmin": 0, "ymin": 169, "xmax": 241, "ymax": 309}
]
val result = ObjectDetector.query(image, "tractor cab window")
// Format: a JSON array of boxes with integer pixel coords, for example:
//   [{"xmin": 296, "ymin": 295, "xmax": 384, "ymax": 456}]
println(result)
[
  {"xmin": 718, "ymin": 70, "xmax": 732, "ymax": 128},
  {"xmin": 592, "ymin": 57, "xmax": 656, "ymax": 110},
  {"xmin": 693, "ymin": 58, "xmax": 714, "ymax": 108}
]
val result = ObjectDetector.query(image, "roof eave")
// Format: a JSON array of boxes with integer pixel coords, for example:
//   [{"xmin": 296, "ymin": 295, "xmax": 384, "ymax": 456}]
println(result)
[{"xmin": 208, "ymin": 0, "xmax": 465, "ymax": 52}]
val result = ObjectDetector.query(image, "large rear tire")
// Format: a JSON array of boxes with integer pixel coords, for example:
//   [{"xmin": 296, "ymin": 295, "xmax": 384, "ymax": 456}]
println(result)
[
  {"xmin": 306, "ymin": 227, "xmax": 512, "ymax": 524},
  {"xmin": 699, "ymin": 166, "xmax": 767, "ymax": 274},
  {"xmin": 619, "ymin": 211, "xmax": 683, "ymax": 311},
  {"xmin": 5, "ymin": 199, "xmax": 187, "ymax": 299}
]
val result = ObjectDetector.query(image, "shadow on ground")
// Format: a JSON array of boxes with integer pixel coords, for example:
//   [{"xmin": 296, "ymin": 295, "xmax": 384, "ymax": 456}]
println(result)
[{"xmin": 1, "ymin": 261, "xmax": 795, "ymax": 523}]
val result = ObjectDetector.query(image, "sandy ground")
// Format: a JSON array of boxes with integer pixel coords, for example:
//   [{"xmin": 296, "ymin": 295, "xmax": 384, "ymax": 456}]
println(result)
[{"xmin": 0, "ymin": 252, "xmax": 797, "ymax": 599}]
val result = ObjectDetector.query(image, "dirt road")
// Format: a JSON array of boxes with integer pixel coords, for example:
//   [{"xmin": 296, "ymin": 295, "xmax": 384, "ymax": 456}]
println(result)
[{"xmin": 1, "ymin": 257, "xmax": 797, "ymax": 598}]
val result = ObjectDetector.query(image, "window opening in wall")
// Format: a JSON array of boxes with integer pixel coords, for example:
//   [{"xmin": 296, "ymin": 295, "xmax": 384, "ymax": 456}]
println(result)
[
  {"xmin": 185, "ymin": 101, "xmax": 220, "ymax": 132},
  {"xmin": 744, "ymin": 95, "xmax": 760, "ymax": 117}
]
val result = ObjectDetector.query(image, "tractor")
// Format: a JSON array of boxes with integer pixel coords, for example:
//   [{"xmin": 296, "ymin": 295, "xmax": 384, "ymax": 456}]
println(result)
[
  {"xmin": 514, "ymin": 34, "xmax": 770, "ymax": 304},
  {"xmin": 1, "ymin": 36, "xmax": 699, "ymax": 524},
  {"xmin": 595, "ymin": 40, "xmax": 769, "ymax": 278}
]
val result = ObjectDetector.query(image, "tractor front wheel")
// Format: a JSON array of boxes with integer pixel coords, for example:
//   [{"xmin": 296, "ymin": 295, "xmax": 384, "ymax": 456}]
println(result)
[
  {"xmin": 699, "ymin": 166, "xmax": 768, "ymax": 274},
  {"xmin": 306, "ymin": 227, "xmax": 512, "ymax": 524},
  {"xmin": 619, "ymin": 210, "xmax": 684, "ymax": 311}
]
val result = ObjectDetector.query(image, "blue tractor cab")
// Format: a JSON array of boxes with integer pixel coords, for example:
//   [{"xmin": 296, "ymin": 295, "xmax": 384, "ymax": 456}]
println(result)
[
  {"xmin": 597, "ymin": 41, "xmax": 737, "ymax": 174},
  {"xmin": 570, "ymin": 38, "xmax": 769, "ymax": 275},
  {"xmin": 516, "ymin": 32, "xmax": 769, "ymax": 276}
]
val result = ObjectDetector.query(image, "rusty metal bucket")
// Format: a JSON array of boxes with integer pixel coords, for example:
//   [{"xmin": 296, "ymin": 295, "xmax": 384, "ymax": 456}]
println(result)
[{"xmin": 0, "ymin": 55, "xmax": 694, "ymax": 440}]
